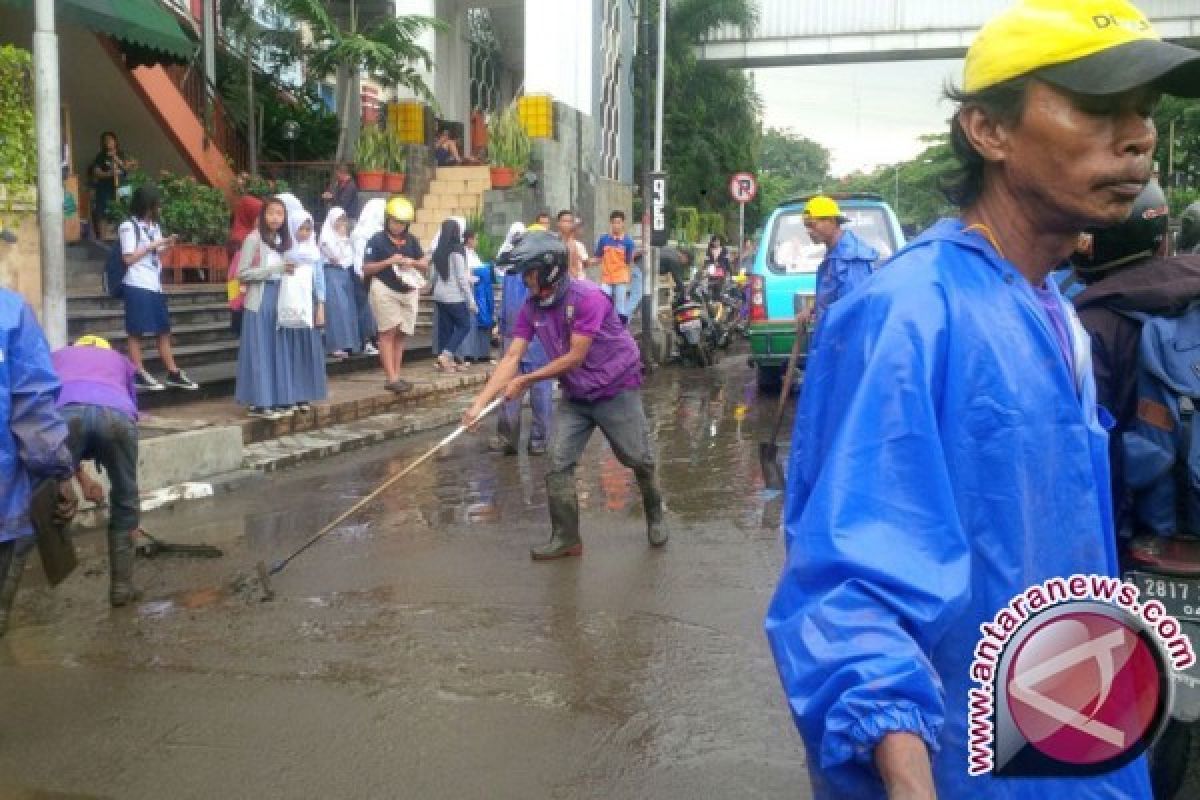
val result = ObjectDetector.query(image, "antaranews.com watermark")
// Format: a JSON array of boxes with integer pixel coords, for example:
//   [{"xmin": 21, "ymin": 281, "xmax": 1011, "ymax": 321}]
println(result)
[{"xmin": 967, "ymin": 573, "xmax": 1196, "ymax": 777}]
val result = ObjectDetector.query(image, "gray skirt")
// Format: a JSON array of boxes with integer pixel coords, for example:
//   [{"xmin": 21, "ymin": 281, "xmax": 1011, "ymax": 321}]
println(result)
[
  {"xmin": 235, "ymin": 280, "xmax": 328, "ymax": 407},
  {"xmin": 323, "ymin": 265, "xmax": 359, "ymax": 353}
]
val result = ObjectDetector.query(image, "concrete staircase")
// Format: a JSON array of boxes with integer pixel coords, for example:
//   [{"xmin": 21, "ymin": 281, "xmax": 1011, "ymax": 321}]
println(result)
[{"xmin": 409, "ymin": 166, "xmax": 493, "ymax": 243}]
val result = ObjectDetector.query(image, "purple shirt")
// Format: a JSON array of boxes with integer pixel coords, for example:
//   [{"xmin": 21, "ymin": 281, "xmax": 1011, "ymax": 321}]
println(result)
[
  {"xmin": 512, "ymin": 280, "xmax": 643, "ymax": 402},
  {"xmin": 1033, "ymin": 282, "xmax": 1075, "ymax": 382},
  {"xmin": 51, "ymin": 346, "xmax": 138, "ymax": 419}
]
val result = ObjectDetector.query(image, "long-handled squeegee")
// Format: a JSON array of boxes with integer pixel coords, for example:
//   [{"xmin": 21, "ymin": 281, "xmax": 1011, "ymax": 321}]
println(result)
[{"xmin": 254, "ymin": 398, "xmax": 503, "ymax": 601}]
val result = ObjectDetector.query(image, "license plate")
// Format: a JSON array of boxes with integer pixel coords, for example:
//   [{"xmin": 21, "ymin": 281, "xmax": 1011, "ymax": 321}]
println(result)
[
  {"xmin": 678, "ymin": 319, "xmax": 702, "ymax": 332},
  {"xmin": 1126, "ymin": 571, "xmax": 1200, "ymax": 622}
]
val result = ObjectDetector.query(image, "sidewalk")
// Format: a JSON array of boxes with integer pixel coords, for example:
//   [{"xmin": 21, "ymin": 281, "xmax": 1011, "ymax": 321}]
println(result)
[{"xmin": 74, "ymin": 361, "xmax": 496, "ymax": 526}]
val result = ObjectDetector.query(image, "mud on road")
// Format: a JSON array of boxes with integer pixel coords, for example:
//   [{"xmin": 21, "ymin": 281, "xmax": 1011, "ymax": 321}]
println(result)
[{"xmin": 0, "ymin": 355, "xmax": 810, "ymax": 800}]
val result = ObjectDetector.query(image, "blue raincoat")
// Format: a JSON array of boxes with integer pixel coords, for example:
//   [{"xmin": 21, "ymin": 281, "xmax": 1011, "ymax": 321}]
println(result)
[
  {"xmin": 1, "ymin": 290, "xmax": 73, "ymax": 543},
  {"xmin": 765, "ymin": 220, "xmax": 1150, "ymax": 798},
  {"xmin": 811, "ymin": 228, "xmax": 877, "ymax": 346}
]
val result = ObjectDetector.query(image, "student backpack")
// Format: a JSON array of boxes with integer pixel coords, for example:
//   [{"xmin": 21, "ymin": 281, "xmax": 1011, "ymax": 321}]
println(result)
[
  {"xmin": 1121, "ymin": 302, "xmax": 1200, "ymax": 538},
  {"xmin": 102, "ymin": 219, "xmax": 139, "ymax": 299}
]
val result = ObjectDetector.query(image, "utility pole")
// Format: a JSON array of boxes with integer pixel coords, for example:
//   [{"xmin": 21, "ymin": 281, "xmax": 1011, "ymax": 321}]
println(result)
[
  {"xmin": 33, "ymin": 0, "xmax": 65, "ymax": 347},
  {"xmin": 651, "ymin": 0, "xmax": 666, "ymax": 319},
  {"xmin": 638, "ymin": 0, "xmax": 655, "ymax": 362},
  {"xmin": 247, "ymin": 42, "xmax": 257, "ymax": 175},
  {"xmin": 203, "ymin": 0, "xmax": 217, "ymax": 137}
]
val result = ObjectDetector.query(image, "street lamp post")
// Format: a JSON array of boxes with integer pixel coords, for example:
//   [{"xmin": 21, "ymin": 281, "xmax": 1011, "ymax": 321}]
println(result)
[{"xmin": 282, "ymin": 119, "xmax": 300, "ymax": 189}]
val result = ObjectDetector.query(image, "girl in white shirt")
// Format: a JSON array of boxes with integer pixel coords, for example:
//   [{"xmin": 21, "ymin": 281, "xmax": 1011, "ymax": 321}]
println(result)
[
  {"xmin": 119, "ymin": 185, "xmax": 197, "ymax": 391},
  {"xmin": 319, "ymin": 207, "xmax": 360, "ymax": 358}
]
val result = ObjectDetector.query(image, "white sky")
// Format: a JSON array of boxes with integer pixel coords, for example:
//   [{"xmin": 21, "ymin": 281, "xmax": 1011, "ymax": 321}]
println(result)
[{"xmin": 752, "ymin": 58, "xmax": 965, "ymax": 177}]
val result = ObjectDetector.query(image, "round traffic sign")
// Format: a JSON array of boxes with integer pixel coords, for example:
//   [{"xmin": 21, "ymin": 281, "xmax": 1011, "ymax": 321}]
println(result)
[{"xmin": 730, "ymin": 172, "xmax": 757, "ymax": 204}]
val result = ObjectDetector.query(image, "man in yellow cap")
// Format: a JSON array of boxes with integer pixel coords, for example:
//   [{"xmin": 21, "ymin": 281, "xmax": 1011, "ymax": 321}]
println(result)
[
  {"xmin": 766, "ymin": 2, "xmax": 1200, "ymax": 798},
  {"xmin": 362, "ymin": 196, "xmax": 430, "ymax": 393},
  {"xmin": 802, "ymin": 195, "xmax": 878, "ymax": 344}
]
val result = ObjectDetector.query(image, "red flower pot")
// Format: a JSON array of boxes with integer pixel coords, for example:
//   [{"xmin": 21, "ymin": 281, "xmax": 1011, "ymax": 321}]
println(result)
[
  {"xmin": 489, "ymin": 166, "xmax": 517, "ymax": 189},
  {"xmin": 204, "ymin": 246, "xmax": 230, "ymax": 280},
  {"xmin": 175, "ymin": 244, "xmax": 204, "ymax": 267},
  {"xmin": 383, "ymin": 172, "xmax": 407, "ymax": 193},
  {"xmin": 357, "ymin": 170, "xmax": 385, "ymax": 191}
]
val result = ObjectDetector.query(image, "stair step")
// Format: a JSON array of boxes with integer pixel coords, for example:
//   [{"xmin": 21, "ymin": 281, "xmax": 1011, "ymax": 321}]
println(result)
[
  {"xmin": 435, "ymin": 165, "xmax": 491, "ymax": 183},
  {"xmin": 68, "ymin": 287, "xmax": 227, "ymax": 311}
]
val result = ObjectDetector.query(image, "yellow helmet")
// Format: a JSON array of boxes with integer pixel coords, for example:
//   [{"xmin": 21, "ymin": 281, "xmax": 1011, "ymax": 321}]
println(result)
[
  {"xmin": 803, "ymin": 195, "xmax": 845, "ymax": 221},
  {"xmin": 74, "ymin": 334, "xmax": 112, "ymax": 349},
  {"xmin": 385, "ymin": 196, "xmax": 414, "ymax": 222}
]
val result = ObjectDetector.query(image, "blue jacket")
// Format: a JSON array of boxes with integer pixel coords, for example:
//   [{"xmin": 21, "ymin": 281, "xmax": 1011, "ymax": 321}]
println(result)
[
  {"xmin": 1, "ymin": 291, "xmax": 74, "ymax": 542},
  {"xmin": 812, "ymin": 228, "xmax": 877, "ymax": 346},
  {"xmin": 499, "ymin": 272, "xmax": 548, "ymax": 368},
  {"xmin": 765, "ymin": 220, "xmax": 1150, "ymax": 798}
]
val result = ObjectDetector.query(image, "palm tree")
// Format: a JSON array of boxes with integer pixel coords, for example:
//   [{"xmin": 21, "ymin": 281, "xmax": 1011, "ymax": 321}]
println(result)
[{"xmin": 271, "ymin": 0, "xmax": 444, "ymax": 161}]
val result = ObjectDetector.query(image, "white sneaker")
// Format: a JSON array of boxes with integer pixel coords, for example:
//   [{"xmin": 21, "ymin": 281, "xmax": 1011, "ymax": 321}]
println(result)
[
  {"xmin": 135, "ymin": 370, "xmax": 165, "ymax": 391},
  {"xmin": 364, "ymin": 343, "xmax": 379, "ymax": 356}
]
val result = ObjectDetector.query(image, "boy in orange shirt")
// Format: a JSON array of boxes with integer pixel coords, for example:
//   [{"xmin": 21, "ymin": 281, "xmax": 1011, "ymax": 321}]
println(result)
[{"xmin": 592, "ymin": 211, "xmax": 637, "ymax": 323}]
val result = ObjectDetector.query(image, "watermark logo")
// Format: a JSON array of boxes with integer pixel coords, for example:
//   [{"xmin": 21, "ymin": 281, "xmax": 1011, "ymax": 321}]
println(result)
[{"xmin": 967, "ymin": 575, "xmax": 1195, "ymax": 777}]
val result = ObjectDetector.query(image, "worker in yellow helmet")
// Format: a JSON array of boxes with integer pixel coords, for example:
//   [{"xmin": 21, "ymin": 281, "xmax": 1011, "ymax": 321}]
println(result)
[
  {"xmin": 801, "ymin": 194, "xmax": 878, "ymax": 346},
  {"xmin": 361, "ymin": 195, "xmax": 429, "ymax": 393}
]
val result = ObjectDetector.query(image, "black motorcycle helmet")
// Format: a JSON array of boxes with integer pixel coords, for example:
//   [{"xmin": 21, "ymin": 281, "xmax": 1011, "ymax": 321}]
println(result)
[
  {"xmin": 1181, "ymin": 201, "xmax": 1200, "ymax": 254},
  {"xmin": 1075, "ymin": 179, "xmax": 1170, "ymax": 281},
  {"xmin": 497, "ymin": 230, "xmax": 570, "ymax": 306}
]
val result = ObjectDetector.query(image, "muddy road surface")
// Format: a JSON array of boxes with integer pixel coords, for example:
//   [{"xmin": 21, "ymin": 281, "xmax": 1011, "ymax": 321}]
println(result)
[{"xmin": 1, "ymin": 355, "xmax": 810, "ymax": 800}]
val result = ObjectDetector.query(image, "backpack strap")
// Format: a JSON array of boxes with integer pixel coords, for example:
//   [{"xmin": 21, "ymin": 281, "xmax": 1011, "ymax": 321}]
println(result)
[{"xmin": 1178, "ymin": 396, "xmax": 1196, "ymax": 535}]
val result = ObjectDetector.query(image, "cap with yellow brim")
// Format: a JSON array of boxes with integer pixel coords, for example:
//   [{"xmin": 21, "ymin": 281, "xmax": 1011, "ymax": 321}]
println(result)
[{"xmin": 965, "ymin": 0, "xmax": 1200, "ymax": 97}]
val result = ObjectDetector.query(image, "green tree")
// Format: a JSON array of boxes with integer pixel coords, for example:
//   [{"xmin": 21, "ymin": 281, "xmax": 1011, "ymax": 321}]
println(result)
[
  {"xmin": 636, "ymin": 0, "xmax": 762, "ymax": 232},
  {"xmin": 757, "ymin": 127, "xmax": 831, "ymax": 211},
  {"xmin": 270, "ymin": 1, "xmax": 443, "ymax": 161},
  {"xmin": 1155, "ymin": 96, "xmax": 1200, "ymax": 192},
  {"xmin": 837, "ymin": 133, "xmax": 957, "ymax": 233}
]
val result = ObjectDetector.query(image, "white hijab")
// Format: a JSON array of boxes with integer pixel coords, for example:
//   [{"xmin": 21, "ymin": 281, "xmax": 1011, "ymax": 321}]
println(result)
[
  {"xmin": 320, "ymin": 206, "xmax": 353, "ymax": 267},
  {"xmin": 352, "ymin": 198, "xmax": 387, "ymax": 277},
  {"xmin": 286, "ymin": 209, "xmax": 321, "ymax": 269},
  {"xmin": 498, "ymin": 221, "xmax": 525, "ymax": 258}
]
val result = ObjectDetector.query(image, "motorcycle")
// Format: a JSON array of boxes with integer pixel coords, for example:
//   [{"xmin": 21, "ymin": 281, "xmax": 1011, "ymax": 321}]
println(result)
[
  {"xmin": 672, "ymin": 279, "xmax": 724, "ymax": 367},
  {"xmin": 1123, "ymin": 537, "xmax": 1200, "ymax": 799}
]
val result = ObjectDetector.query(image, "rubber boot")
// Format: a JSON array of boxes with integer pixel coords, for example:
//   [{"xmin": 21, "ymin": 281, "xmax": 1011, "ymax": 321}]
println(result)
[
  {"xmin": 533, "ymin": 472, "xmax": 583, "ymax": 560},
  {"xmin": 108, "ymin": 528, "xmax": 143, "ymax": 607},
  {"xmin": 0, "ymin": 539, "xmax": 31, "ymax": 637},
  {"xmin": 635, "ymin": 466, "xmax": 669, "ymax": 547}
]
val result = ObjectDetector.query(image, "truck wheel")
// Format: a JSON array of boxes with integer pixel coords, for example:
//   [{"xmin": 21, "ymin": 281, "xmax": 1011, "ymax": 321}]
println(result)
[
  {"xmin": 1149, "ymin": 718, "xmax": 1191, "ymax": 799},
  {"xmin": 757, "ymin": 364, "xmax": 783, "ymax": 393}
]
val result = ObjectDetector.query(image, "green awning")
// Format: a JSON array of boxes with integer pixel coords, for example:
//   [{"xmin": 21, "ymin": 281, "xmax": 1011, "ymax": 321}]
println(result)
[{"xmin": 1, "ymin": 0, "xmax": 196, "ymax": 61}]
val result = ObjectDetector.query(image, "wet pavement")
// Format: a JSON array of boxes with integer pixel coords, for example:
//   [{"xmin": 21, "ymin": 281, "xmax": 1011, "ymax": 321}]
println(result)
[{"xmin": 0, "ymin": 353, "xmax": 810, "ymax": 799}]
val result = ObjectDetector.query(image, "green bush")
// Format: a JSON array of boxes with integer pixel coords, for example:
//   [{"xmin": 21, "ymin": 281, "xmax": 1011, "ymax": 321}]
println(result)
[
  {"xmin": 488, "ymin": 103, "xmax": 531, "ymax": 172},
  {"xmin": 107, "ymin": 171, "xmax": 230, "ymax": 245},
  {"xmin": 674, "ymin": 207, "xmax": 700, "ymax": 243},
  {"xmin": 0, "ymin": 46, "xmax": 35, "ymax": 188}
]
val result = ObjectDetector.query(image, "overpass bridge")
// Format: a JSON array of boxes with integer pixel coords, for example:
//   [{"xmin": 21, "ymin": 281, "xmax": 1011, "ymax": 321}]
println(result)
[{"xmin": 698, "ymin": 0, "xmax": 1200, "ymax": 69}]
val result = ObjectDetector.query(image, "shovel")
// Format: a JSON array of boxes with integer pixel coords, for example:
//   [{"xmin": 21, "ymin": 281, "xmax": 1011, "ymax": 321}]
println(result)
[
  {"xmin": 759, "ymin": 318, "xmax": 806, "ymax": 490},
  {"xmin": 254, "ymin": 398, "xmax": 503, "ymax": 600}
]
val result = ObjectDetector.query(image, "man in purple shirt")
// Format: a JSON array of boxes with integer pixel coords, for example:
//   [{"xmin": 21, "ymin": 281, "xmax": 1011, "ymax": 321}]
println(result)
[
  {"xmin": 50, "ymin": 334, "xmax": 142, "ymax": 606},
  {"xmin": 463, "ymin": 231, "xmax": 667, "ymax": 559}
]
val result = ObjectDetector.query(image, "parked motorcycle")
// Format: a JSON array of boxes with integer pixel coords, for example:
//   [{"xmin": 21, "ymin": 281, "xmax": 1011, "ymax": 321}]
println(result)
[
  {"xmin": 672, "ymin": 279, "xmax": 724, "ymax": 367},
  {"xmin": 1123, "ymin": 537, "xmax": 1200, "ymax": 799}
]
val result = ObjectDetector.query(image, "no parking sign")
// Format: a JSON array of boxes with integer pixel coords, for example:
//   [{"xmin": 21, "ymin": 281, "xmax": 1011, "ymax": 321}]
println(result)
[{"xmin": 729, "ymin": 172, "xmax": 757, "ymax": 205}]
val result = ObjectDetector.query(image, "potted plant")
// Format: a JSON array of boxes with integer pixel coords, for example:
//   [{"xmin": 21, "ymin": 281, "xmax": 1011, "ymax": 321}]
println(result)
[
  {"xmin": 383, "ymin": 133, "xmax": 407, "ymax": 193},
  {"xmin": 487, "ymin": 103, "xmax": 530, "ymax": 189},
  {"xmin": 355, "ymin": 127, "xmax": 387, "ymax": 191}
]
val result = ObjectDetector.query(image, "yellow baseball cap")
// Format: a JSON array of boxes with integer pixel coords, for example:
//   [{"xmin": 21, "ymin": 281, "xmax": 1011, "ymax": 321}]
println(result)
[
  {"xmin": 74, "ymin": 334, "xmax": 112, "ymax": 349},
  {"xmin": 965, "ymin": 0, "xmax": 1200, "ymax": 96},
  {"xmin": 803, "ymin": 196, "xmax": 845, "ymax": 221}
]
